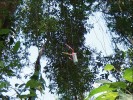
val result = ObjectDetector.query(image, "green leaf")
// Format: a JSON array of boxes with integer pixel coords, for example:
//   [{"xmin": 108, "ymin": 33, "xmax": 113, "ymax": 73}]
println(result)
[
  {"xmin": 104, "ymin": 64, "xmax": 114, "ymax": 71},
  {"xmin": 110, "ymin": 82, "xmax": 127, "ymax": 89},
  {"xmin": 0, "ymin": 81, "xmax": 10, "ymax": 88},
  {"xmin": 85, "ymin": 84, "xmax": 115, "ymax": 100},
  {"xmin": 7, "ymin": 69, "xmax": 15, "ymax": 76},
  {"xmin": 28, "ymin": 90, "xmax": 37, "ymax": 96},
  {"xmin": 26, "ymin": 79, "xmax": 40, "ymax": 88},
  {"xmin": 123, "ymin": 67, "xmax": 133, "ymax": 82},
  {"xmin": 96, "ymin": 92, "xmax": 118, "ymax": 100},
  {"xmin": 13, "ymin": 41, "xmax": 20, "ymax": 52},
  {"xmin": 0, "ymin": 29, "xmax": 10, "ymax": 35}
]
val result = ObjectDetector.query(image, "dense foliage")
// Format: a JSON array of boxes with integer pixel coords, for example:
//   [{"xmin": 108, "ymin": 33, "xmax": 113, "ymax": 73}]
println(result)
[{"xmin": 0, "ymin": 0, "xmax": 132, "ymax": 100}]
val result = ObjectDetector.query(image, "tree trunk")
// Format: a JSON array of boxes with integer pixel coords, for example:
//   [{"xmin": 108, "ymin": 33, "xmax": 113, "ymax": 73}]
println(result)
[{"xmin": 28, "ymin": 44, "xmax": 45, "ymax": 100}]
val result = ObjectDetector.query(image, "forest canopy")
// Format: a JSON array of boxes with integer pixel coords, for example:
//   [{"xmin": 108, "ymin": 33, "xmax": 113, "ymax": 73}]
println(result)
[{"xmin": 0, "ymin": 0, "xmax": 132, "ymax": 100}]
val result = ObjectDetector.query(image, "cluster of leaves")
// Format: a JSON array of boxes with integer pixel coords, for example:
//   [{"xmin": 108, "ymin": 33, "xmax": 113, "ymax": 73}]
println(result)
[
  {"xmin": 12, "ymin": 73, "xmax": 45, "ymax": 99},
  {"xmin": 85, "ymin": 64, "xmax": 133, "ymax": 100},
  {"xmin": 0, "ymin": 39, "xmax": 24, "ymax": 97},
  {"xmin": 95, "ymin": 47, "xmax": 133, "ymax": 84},
  {"xmin": 0, "ymin": 0, "xmax": 31, "ymax": 99}
]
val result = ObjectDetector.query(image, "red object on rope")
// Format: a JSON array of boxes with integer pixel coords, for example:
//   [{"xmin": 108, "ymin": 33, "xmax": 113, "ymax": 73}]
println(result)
[{"xmin": 62, "ymin": 44, "xmax": 78, "ymax": 63}]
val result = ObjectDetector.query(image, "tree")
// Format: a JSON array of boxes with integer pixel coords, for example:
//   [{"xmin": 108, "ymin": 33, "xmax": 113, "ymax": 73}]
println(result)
[{"xmin": 14, "ymin": 0, "xmax": 96, "ymax": 99}]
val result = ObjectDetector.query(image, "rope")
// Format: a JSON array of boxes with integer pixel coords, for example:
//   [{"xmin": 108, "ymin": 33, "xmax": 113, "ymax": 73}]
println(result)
[
  {"xmin": 102, "ymin": 14, "xmax": 118, "ymax": 51},
  {"xmin": 90, "ymin": 15, "xmax": 108, "ymax": 56},
  {"xmin": 94, "ymin": 14, "xmax": 106, "ymax": 54}
]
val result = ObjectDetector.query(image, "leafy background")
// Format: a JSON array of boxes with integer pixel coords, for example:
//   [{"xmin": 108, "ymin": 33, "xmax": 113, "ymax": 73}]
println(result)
[{"xmin": 0, "ymin": 0, "xmax": 133, "ymax": 100}]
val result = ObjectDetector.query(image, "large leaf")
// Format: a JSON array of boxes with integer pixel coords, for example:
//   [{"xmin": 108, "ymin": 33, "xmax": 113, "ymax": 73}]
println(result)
[
  {"xmin": 110, "ymin": 82, "xmax": 127, "ymax": 89},
  {"xmin": 123, "ymin": 67, "xmax": 133, "ymax": 82},
  {"xmin": 13, "ymin": 41, "xmax": 20, "ymax": 52},
  {"xmin": 104, "ymin": 64, "xmax": 114, "ymax": 71},
  {"xmin": 85, "ymin": 84, "xmax": 115, "ymax": 100},
  {"xmin": 96, "ymin": 92, "xmax": 118, "ymax": 100}
]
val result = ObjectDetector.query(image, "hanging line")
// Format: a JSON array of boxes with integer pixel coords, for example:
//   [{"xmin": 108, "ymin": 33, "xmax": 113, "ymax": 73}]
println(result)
[{"xmin": 90, "ymin": 15, "xmax": 108, "ymax": 56}]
